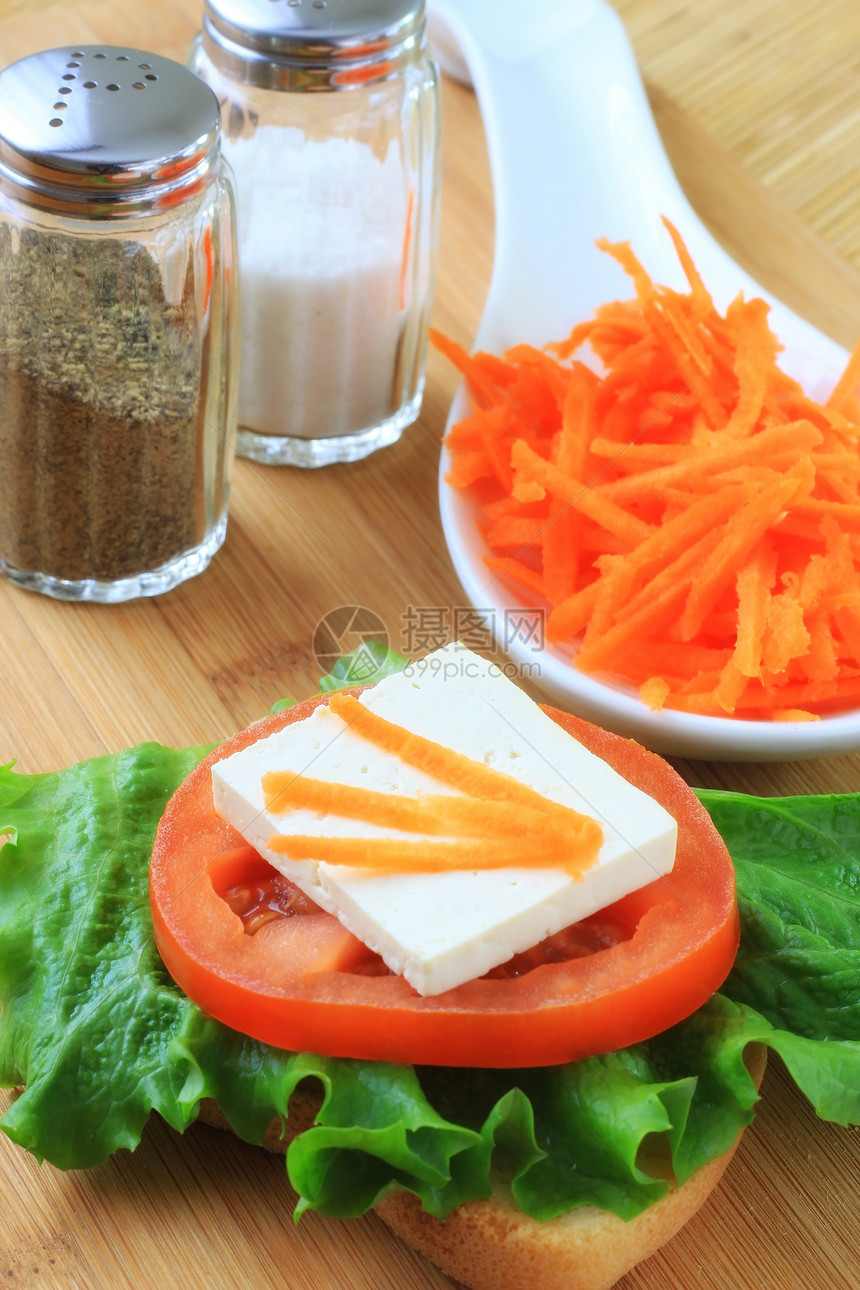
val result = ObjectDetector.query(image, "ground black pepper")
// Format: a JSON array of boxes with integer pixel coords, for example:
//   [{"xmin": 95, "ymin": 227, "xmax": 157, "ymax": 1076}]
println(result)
[{"xmin": 0, "ymin": 223, "xmax": 206, "ymax": 584}]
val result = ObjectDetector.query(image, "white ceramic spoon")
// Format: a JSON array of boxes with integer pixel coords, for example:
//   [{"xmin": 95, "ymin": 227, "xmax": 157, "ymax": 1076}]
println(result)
[{"xmin": 430, "ymin": 0, "xmax": 860, "ymax": 761}]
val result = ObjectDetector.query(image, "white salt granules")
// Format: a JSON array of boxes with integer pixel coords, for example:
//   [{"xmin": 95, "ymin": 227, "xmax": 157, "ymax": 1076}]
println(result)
[{"xmin": 224, "ymin": 126, "xmax": 409, "ymax": 442}]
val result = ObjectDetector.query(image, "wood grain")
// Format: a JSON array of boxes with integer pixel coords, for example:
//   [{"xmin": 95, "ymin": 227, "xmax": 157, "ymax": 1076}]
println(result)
[
  {"xmin": 616, "ymin": 0, "xmax": 860, "ymax": 268},
  {"xmin": 1, "ymin": 2, "xmax": 860, "ymax": 1289}
]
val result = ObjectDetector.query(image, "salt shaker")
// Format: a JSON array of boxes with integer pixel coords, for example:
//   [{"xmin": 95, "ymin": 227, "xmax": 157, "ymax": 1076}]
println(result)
[
  {"xmin": 0, "ymin": 47, "xmax": 238, "ymax": 602},
  {"xmin": 190, "ymin": 0, "xmax": 440, "ymax": 467}
]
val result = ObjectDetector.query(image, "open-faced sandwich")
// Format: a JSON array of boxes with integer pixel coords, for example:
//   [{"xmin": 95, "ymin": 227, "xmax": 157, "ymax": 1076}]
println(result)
[{"xmin": 1, "ymin": 643, "xmax": 859, "ymax": 1290}]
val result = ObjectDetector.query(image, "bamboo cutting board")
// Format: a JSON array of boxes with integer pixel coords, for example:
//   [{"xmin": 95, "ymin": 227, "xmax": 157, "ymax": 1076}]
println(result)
[{"xmin": 2, "ymin": 2, "xmax": 860, "ymax": 1288}]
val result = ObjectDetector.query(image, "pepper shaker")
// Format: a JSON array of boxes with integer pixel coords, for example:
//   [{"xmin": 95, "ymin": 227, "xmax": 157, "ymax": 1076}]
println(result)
[
  {"xmin": 0, "ymin": 47, "xmax": 238, "ymax": 602},
  {"xmin": 190, "ymin": 0, "xmax": 440, "ymax": 467}
]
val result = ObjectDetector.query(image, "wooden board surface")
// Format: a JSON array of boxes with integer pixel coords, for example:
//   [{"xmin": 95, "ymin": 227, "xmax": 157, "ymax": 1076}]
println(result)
[
  {"xmin": 616, "ymin": 0, "xmax": 860, "ymax": 268},
  {"xmin": 2, "ymin": 2, "xmax": 860, "ymax": 1288}
]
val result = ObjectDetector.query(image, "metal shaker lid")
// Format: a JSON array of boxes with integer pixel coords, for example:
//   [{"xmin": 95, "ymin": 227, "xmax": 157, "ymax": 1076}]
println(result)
[
  {"xmin": 0, "ymin": 46, "xmax": 222, "ymax": 217},
  {"xmin": 202, "ymin": 0, "xmax": 426, "ymax": 90}
]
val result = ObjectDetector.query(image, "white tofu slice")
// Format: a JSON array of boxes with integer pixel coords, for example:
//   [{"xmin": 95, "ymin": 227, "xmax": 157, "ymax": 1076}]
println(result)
[{"xmin": 211, "ymin": 644, "xmax": 677, "ymax": 996}]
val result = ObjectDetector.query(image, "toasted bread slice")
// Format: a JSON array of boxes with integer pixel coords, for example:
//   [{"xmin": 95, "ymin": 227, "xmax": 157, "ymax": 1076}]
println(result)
[{"xmin": 197, "ymin": 1043, "xmax": 766, "ymax": 1290}]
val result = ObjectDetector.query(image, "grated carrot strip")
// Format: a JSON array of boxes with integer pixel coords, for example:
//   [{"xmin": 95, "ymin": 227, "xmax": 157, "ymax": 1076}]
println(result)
[
  {"xmin": 641, "ymin": 301, "xmax": 727, "ymax": 429},
  {"xmin": 542, "ymin": 495, "xmax": 579, "ymax": 605},
  {"xmin": 609, "ymin": 483, "xmax": 752, "ymax": 592},
  {"xmin": 588, "ymin": 438, "xmax": 694, "ymax": 465},
  {"xmin": 267, "ymin": 833, "xmax": 593, "ymax": 878},
  {"xmin": 429, "ymin": 329, "xmax": 507, "ymax": 408},
  {"xmin": 484, "ymin": 555, "xmax": 547, "ymax": 598},
  {"xmin": 598, "ymin": 421, "xmax": 821, "ymax": 506},
  {"xmin": 618, "ymin": 642, "xmax": 733, "ymax": 682},
  {"xmin": 594, "ymin": 236, "xmax": 655, "ymax": 302},
  {"xmin": 484, "ymin": 516, "xmax": 547, "ymax": 549},
  {"xmin": 836, "ymin": 604, "xmax": 860, "ymax": 666},
  {"xmin": 445, "ymin": 415, "xmax": 484, "ymax": 450},
  {"xmin": 655, "ymin": 288, "xmax": 715, "ymax": 378},
  {"xmin": 639, "ymin": 677, "xmax": 671, "ymax": 710},
  {"xmin": 791, "ymin": 498, "xmax": 860, "ymax": 532},
  {"xmin": 540, "ymin": 366, "xmax": 598, "ymax": 602},
  {"xmin": 661, "ymin": 217, "xmax": 714, "ymax": 315},
  {"xmin": 558, "ymin": 363, "xmax": 598, "ymax": 479},
  {"xmin": 546, "ymin": 582, "xmax": 601, "ymax": 641},
  {"xmin": 446, "ymin": 448, "xmax": 493, "ymax": 488},
  {"xmin": 482, "ymin": 494, "xmax": 548, "ymax": 520},
  {"xmin": 720, "ymin": 296, "xmax": 778, "ymax": 438},
  {"xmin": 435, "ymin": 221, "xmax": 860, "ymax": 720},
  {"xmin": 262, "ymin": 773, "xmax": 571, "ymax": 844},
  {"xmin": 611, "ymin": 526, "xmax": 728, "ymax": 625},
  {"xmin": 713, "ymin": 659, "xmax": 750, "ymax": 713},
  {"xmin": 326, "ymin": 692, "xmax": 602, "ymax": 850},
  {"xmin": 817, "ymin": 468, "xmax": 860, "ymax": 505},
  {"xmin": 546, "ymin": 318, "xmax": 598, "ymax": 362},
  {"xmin": 580, "ymin": 555, "xmax": 637, "ymax": 647},
  {"xmin": 511, "ymin": 439, "xmax": 654, "ymax": 546},
  {"xmin": 732, "ymin": 541, "xmax": 778, "ymax": 679},
  {"xmin": 678, "ymin": 464, "xmax": 813, "ymax": 642},
  {"xmin": 504, "ymin": 343, "xmax": 572, "ymax": 410},
  {"xmin": 668, "ymin": 674, "xmax": 860, "ymax": 714},
  {"xmin": 798, "ymin": 615, "xmax": 840, "ymax": 683},
  {"xmin": 576, "ymin": 578, "xmax": 692, "ymax": 675},
  {"xmin": 477, "ymin": 405, "xmax": 517, "ymax": 493}
]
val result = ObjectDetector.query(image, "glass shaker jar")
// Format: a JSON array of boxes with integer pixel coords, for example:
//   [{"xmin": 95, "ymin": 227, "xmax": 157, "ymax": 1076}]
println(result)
[
  {"xmin": 0, "ymin": 46, "xmax": 238, "ymax": 602},
  {"xmin": 190, "ymin": 0, "xmax": 440, "ymax": 467}
]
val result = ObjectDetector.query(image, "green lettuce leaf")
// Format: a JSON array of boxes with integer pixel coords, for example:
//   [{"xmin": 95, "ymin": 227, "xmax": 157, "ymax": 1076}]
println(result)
[
  {"xmin": 1, "ymin": 646, "xmax": 858, "ymax": 1224},
  {"xmin": 697, "ymin": 789, "xmax": 860, "ymax": 1043},
  {"xmin": 0, "ymin": 745, "xmax": 209, "ymax": 1168},
  {"xmin": 318, "ymin": 639, "xmax": 410, "ymax": 691}
]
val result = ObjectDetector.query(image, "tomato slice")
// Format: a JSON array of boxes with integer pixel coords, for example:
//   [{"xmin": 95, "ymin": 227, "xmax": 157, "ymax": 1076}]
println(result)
[{"xmin": 149, "ymin": 692, "xmax": 739, "ymax": 1067}]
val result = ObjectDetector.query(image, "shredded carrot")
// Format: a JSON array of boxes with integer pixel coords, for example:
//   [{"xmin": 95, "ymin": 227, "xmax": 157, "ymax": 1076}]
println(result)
[
  {"xmin": 640, "ymin": 676, "xmax": 671, "ymax": 710},
  {"xmin": 268, "ymin": 834, "xmax": 589, "ymax": 877},
  {"xmin": 262, "ymin": 772, "xmax": 571, "ymax": 845},
  {"xmin": 484, "ymin": 555, "xmax": 547, "ymax": 597},
  {"xmin": 438, "ymin": 216, "xmax": 860, "ymax": 721},
  {"xmin": 326, "ymin": 693, "xmax": 600, "ymax": 844},
  {"xmin": 511, "ymin": 439, "xmax": 655, "ymax": 546},
  {"xmin": 732, "ymin": 541, "xmax": 777, "ymax": 679},
  {"xmin": 264, "ymin": 698, "xmax": 604, "ymax": 879}
]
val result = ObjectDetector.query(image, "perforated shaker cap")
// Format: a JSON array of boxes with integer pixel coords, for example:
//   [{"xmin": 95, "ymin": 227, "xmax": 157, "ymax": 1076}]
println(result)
[
  {"xmin": 202, "ymin": 0, "xmax": 426, "ymax": 89},
  {"xmin": 0, "ymin": 47, "xmax": 222, "ymax": 216}
]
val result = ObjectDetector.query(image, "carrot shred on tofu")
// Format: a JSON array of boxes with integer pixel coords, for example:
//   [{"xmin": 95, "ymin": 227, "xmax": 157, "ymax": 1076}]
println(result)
[
  {"xmin": 266, "ymin": 697, "xmax": 604, "ymax": 878},
  {"xmin": 438, "ymin": 217, "xmax": 860, "ymax": 720},
  {"xmin": 326, "ymin": 693, "xmax": 599, "ymax": 842},
  {"xmin": 268, "ymin": 834, "xmax": 593, "ymax": 878},
  {"xmin": 263, "ymin": 773, "xmax": 573, "ymax": 844}
]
